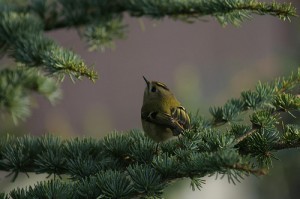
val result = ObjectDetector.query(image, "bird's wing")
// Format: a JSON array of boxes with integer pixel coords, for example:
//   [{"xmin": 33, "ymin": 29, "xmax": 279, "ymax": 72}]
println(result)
[
  {"xmin": 141, "ymin": 106, "xmax": 190, "ymax": 136},
  {"xmin": 171, "ymin": 106, "xmax": 191, "ymax": 130}
]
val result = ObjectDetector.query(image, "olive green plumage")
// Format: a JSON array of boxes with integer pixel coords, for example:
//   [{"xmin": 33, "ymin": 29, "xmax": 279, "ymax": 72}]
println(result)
[{"xmin": 141, "ymin": 76, "xmax": 190, "ymax": 142}]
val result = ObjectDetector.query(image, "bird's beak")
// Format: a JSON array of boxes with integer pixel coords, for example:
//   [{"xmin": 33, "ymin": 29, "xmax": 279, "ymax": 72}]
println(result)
[{"xmin": 143, "ymin": 76, "xmax": 150, "ymax": 88}]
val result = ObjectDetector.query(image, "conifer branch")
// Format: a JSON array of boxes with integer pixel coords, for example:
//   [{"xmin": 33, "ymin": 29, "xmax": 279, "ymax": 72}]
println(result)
[
  {"xmin": 274, "ymin": 124, "xmax": 300, "ymax": 150},
  {"xmin": 0, "ymin": 12, "xmax": 98, "ymax": 81},
  {"xmin": 0, "ymin": 0, "xmax": 296, "ymax": 123},
  {"xmin": 0, "ymin": 0, "xmax": 297, "ymax": 50},
  {"xmin": 39, "ymin": 1, "xmax": 297, "ymax": 29},
  {"xmin": 0, "ymin": 67, "xmax": 61, "ymax": 123},
  {"xmin": 272, "ymin": 141, "xmax": 300, "ymax": 150},
  {"xmin": 235, "ymin": 128, "xmax": 258, "ymax": 143},
  {"xmin": 210, "ymin": 68, "xmax": 300, "ymax": 127},
  {"xmin": 228, "ymin": 163, "xmax": 268, "ymax": 176},
  {"xmin": 0, "ymin": 66, "xmax": 298, "ymax": 197},
  {"xmin": 0, "ymin": 1, "xmax": 299, "ymax": 198}
]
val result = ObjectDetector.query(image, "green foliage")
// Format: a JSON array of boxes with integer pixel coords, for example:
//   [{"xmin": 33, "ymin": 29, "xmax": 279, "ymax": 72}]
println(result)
[
  {"xmin": 35, "ymin": 135, "xmax": 66, "ymax": 176},
  {"xmin": 0, "ymin": 86, "xmax": 299, "ymax": 198},
  {"xmin": 273, "ymin": 93, "xmax": 300, "ymax": 112},
  {"xmin": 128, "ymin": 130, "xmax": 156, "ymax": 164},
  {"xmin": 127, "ymin": 164, "xmax": 164, "ymax": 197},
  {"xmin": 0, "ymin": 0, "xmax": 299, "ymax": 198},
  {"xmin": 0, "ymin": 193, "xmax": 7, "ymax": 199},
  {"xmin": 0, "ymin": 0, "xmax": 296, "ymax": 54},
  {"xmin": 250, "ymin": 110, "xmax": 278, "ymax": 130},
  {"xmin": 152, "ymin": 153, "xmax": 178, "ymax": 179},
  {"xmin": 0, "ymin": 12, "xmax": 97, "ymax": 81},
  {"xmin": 210, "ymin": 69, "xmax": 300, "ymax": 127},
  {"xmin": 0, "ymin": 0, "xmax": 296, "ymax": 123},
  {"xmin": 248, "ymin": 130, "xmax": 279, "ymax": 167},
  {"xmin": 96, "ymin": 170, "xmax": 133, "ymax": 199},
  {"xmin": 230, "ymin": 124, "xmax": 251, "ymax": 138},
  {"xmin": 280, "ymin": 125, "xmax": 300, "ymax": 147},
  {"xmin": 9, "ymin": 180, "xmax": 73, "ymax": 199},
  {"xmin": 0, "ymin": 67, "xmax": 61, "ymax": 123},
  {"xmin": 1, "ymin": 135, "xmax": 40, "ymax": 180},
  {"xmin": 75, "ymin": 177, "xmax": 101, "ymax": 199},
  {"xmin": 64, "ymin": 137, "xmax": 106, "ymax": 179},
  {"xmin": 123, "ymin": 0, "xmax": 296, "ymax": 24},
  {"xmin": 190, "ymin": 177, "xmax": 206, "ymax": 191},
  {"xmin": 84, "ymin": 16, "xmax": 126, "ymax": 51}
]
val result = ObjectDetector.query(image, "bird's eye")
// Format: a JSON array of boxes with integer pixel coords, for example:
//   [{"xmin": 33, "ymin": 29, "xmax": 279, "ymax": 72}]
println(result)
[{"xmin": 151, "ymin": 86, "xmax": 157, "ymax": 92}]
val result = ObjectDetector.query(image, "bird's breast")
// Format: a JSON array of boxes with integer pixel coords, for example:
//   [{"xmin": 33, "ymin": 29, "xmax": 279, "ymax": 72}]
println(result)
[{"xmin": 142, "ymin": 120, "xmax": 174, "ymax": 142}]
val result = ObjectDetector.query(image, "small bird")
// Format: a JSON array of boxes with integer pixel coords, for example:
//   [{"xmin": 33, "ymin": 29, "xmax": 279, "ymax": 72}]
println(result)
[{"xmin": 141, "ymin": 76, "xmax": 190, "ymax": 142}]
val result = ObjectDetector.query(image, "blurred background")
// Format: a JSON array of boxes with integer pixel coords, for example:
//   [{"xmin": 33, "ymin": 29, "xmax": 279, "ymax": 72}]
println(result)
[{"xmin": 0, "ymin": 0, "xmax": 300, "ymax": 198}]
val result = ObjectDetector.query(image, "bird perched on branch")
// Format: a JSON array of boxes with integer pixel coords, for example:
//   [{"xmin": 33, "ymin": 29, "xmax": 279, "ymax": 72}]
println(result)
[{"xmin": 141, "ymin": 76, "xmax": 190, "ymax": 142}]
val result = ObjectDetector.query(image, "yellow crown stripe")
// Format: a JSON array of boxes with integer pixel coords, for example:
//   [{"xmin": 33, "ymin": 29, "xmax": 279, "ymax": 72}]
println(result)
[{"xmin": 154, "ymin": 82, "xmax": 169, "ymax": 90}]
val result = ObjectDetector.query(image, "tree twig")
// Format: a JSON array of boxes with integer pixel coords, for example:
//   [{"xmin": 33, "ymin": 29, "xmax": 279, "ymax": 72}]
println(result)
[
  {"xmin": 236, "ymin": 128, "xmax": 258, "ymax": 143},
  {"xmin": 229, "ymin": 164, "xmax": 268, "ymax": 176},
  {"xmin": 272, "ymin": 141, "xmax": 300, "ymax": 150}
]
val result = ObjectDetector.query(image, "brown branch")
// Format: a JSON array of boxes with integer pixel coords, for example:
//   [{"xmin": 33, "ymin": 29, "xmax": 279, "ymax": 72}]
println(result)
[
  {"xmin": 40, "ymin": 1, "xmax": 296, "ymax": 31},
  {"xmin": 236, "ymin": 128, "xmax": 258, "ymax": 143},
  {"xmin": 229, "ymin": 164, "xmax": 268, "ymax": 176},
  {"xmin": 272, "ymin": 141, "xmax": 300, "ymax": 150}
]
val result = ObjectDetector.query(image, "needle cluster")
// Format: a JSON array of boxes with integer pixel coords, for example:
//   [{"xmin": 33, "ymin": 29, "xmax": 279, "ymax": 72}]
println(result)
[{"xmin": 0, "ymin": 69, "xmax": 299, "ymax": 198}]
